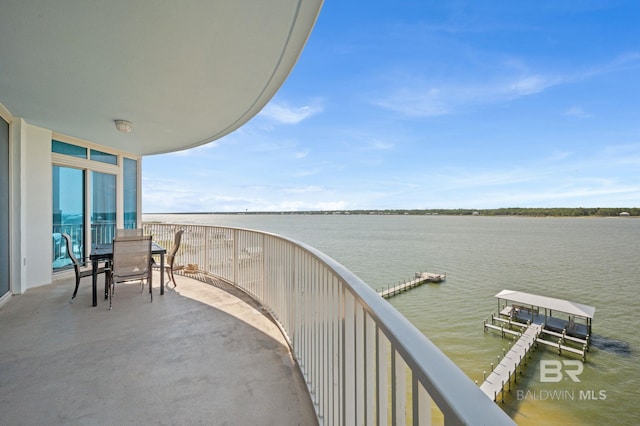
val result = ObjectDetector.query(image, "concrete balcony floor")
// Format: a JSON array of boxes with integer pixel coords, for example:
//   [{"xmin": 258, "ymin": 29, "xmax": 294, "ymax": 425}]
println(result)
[{"xmin": 0, "ymin": 271, "xmax": 317, "ymax": 425}]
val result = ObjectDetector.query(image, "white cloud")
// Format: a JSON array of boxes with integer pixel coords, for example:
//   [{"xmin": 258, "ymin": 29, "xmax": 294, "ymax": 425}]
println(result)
[
  {"xmin": 283, "ymin": 186, "xmax": 325, "ymax": 194},
  {"xmin": 601, "ymin": 144, "xmax": 640, "ymax": 166},
  {"xmin": 564, "ymin": 106, "xmax": 591, "ymax": 118},
  {"xmin": 507, "ymin": 75, "xmax": 552, "ymax": 96},
  {"xmin": 369, "ymin": 140, "xmax": 395, "ymax": 150},
  {"xmin": 292, "ymin": 168, "xmax": 321, "ymax": 177},
  {"xmin": 444, "ymin": 185, "xmax": 640, "ymax": 209},
  {"xmin": 602, "ymin": 51, "xmax": 640, "ymax": 73},
  {"xmin": 514, "ymin": 185, "xmax": 640, "ymax": 204},
  {"xmin": 277, "ymin": 200, "xmax": 348, "ymax": 211},
  {"xmin": 372, "ymin": 51, "xmax": 640, "ymax": 118},
  {"xmin": 545, "ymin": 150, "xmax": 573, "ymax": 163},
  {"xmin": 373, "ymin": 87, "xmax": 450, "ymax": 117},
  {"xmin": 260, "ymin": 100, "xmax": 323, "ymax": 124},
  {"xmin": 372, "ymin": 73, "xmax": 560, "ymax": 118}
]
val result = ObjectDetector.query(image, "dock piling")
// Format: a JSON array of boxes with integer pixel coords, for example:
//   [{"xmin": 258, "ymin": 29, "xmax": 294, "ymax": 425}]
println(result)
[{"xmin": 586, "ymin": 335, "xmax": 590, "ymax": 350}]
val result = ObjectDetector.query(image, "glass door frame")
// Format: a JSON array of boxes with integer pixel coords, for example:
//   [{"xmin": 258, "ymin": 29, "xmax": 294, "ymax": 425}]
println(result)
[
  {"xmin": 52, "ymin": 165, "xmax": 85, "ymax": 270},
  {"xmin": 51, "ymin": 133, "xmax": 141, "ymax": 264},
  {"xmin": 0, "ymin": 110, "xmax": 9, "ymax": 299}
]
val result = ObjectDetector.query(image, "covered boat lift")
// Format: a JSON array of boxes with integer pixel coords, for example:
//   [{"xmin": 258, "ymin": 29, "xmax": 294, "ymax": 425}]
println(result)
[
  {"xmin": 495, "ymin": 289, "xmax": 595, "ymax": 339},
  {"xmin": 481, "ymin": 290, "xmax": 596, "ymax": 401}
]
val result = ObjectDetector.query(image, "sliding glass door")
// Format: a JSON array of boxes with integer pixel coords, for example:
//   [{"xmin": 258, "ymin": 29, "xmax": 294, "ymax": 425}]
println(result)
[
  {"xmin": 52, "ymin": 166, "xmax": 85, "ymax": 269},
  {"xmin": 52, "ymin": 168, "xmax": 117, "ymax": 268}
]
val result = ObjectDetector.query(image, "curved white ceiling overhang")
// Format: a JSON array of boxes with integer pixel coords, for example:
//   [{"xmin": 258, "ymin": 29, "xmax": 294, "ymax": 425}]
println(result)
[{"xmin": 0, "ymin": 0, "xmax": 323, "ymax": 155}]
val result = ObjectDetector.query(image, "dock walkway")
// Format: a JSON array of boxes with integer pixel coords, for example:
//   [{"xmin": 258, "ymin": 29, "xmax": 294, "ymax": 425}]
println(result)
[
  {"xmin": 480, "ymin": 323, "xmax": 542, "ymax": 402},
  {"xmin": 378, "ymin": 272, "xmax": 445, "ymax": 299}
]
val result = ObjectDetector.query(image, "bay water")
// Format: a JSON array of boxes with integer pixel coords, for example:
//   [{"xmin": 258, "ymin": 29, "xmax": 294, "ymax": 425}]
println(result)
[{"xmin": 143, "ymin": 213, "xmax": 639, "ymax": 425}]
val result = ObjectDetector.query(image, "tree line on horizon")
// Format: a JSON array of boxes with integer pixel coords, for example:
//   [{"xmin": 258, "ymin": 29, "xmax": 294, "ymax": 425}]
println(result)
[
  {"xmin": 405, "ymin": 207, "xmax": 639, "ymax": 217},
  {"xmin": 189, "ymin": 207, "xmax": 639, "ymax": 217}
]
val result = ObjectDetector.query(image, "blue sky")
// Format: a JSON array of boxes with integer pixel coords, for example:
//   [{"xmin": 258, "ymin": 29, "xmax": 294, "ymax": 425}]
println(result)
[{"xmin": 142, "ymin": 1, "xmax": 640, "ymax": 213}]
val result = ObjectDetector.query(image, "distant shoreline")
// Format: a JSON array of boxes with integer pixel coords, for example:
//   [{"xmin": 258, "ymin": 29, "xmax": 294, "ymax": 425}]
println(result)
[{"xmin": 144, "ymin": 207, "xmax": 638, "ymax": 217}]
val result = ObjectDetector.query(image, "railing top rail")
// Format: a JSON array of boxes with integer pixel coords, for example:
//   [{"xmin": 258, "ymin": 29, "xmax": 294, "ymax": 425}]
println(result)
[{"xmin": 144, "ymin": 222, "xmax": 514, "ymax": 425}]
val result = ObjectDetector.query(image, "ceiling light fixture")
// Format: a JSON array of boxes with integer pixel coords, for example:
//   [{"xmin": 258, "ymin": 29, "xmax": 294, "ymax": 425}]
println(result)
[{"xmin": 114, "ymin": 119, "xmax": 133, "ymax": 133}]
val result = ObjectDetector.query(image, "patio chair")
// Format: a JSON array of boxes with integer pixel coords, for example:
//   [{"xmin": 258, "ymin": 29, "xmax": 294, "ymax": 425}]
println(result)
[
  {"xmin": 153, "ymin": 229, "xmax": 184, "ymax": 287},
  {"xmin": 61, "ymin": 233, "xmax": 109, "ymax": 303},
  {"xmin": 109, "ymin": 235, "xmax": 152, "ymax": 310}
]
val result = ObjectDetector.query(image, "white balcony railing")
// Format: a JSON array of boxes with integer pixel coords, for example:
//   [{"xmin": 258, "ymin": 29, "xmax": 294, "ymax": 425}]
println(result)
[{"xmin": 144, "ymin": 223, "xmax": 514, "ymax": 426}]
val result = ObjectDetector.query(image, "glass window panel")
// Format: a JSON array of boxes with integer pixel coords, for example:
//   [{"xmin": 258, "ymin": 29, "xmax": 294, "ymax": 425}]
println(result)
[
  {"xmin": 52, "ymin": 140, "xmax": 87, "ymax": 159},
  {"xmin": 90, "ymin": 149, "xmax": 117, "ymax": 165},
  {"xmin": 123, "ymin": 158, "xmax": 138, "ymax": 229},
  {"xmin": 52, "ymin": 166, "xmax": 85, "ymax": 270},
  {"xmin": 91, "ymin": 171, "xmax": 116, "ymax": 245},
  {"xmin": 1, "ymin": 116, "xmax": 9, "ymax": 296}
]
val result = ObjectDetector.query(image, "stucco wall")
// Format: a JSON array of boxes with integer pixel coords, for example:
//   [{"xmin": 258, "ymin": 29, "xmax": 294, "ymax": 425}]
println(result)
[{"xmin": 20, "ymin": 121, "xmax": 53, "ymax": 291}]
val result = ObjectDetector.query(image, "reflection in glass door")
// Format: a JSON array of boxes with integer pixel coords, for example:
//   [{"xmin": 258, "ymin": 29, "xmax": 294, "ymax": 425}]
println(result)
[
  {"xmin": 123, "ymin": 158, "xmax": 137, "ymax": 229},
  {"xmin": 52, "ymin": 166, "xmax": 85, "ymax": 270},
  {"xmin": 0, "ymin": 116, "xmax": 8, "ymax": 297},
  {"xmin": 91, "ymin": 171, "xmax": 116, "ymax": 245}
]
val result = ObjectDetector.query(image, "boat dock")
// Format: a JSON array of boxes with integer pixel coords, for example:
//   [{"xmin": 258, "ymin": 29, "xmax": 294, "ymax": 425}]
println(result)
[
  {"xmin": 378, "ymin": 272, "xmax": 445, "ymax": 298},
  {"xmin": 480, "ymin": 323, "xmax": 541, "ymax": 402},
  {"xmin": 479, "ymin": 289, "xmax": 595, "ymax": 402}
]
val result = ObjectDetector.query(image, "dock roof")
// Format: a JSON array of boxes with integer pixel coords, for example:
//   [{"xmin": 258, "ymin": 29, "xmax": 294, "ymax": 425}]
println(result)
[{"xmin": 495, "ymin": 289, "xmax": 596, "ymax": 319}]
